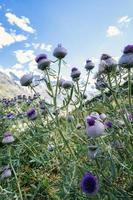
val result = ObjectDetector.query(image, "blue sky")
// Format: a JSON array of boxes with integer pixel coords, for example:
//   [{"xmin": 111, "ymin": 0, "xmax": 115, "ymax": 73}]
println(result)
[{"xmin": 0, "ymin": 0, "xmax": 133, "ymax": 78}]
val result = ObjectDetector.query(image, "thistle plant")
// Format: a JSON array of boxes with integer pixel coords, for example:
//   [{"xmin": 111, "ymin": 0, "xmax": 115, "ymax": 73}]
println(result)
[{"xmin": 0, "ymin": 44, "xmax": 133, "ymax": 199}]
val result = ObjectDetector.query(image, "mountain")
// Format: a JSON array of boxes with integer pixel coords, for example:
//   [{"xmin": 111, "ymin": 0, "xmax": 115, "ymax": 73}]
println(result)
[{"xmin": 0, "ymin": 71, "xmax": 30, "ymax": 98}]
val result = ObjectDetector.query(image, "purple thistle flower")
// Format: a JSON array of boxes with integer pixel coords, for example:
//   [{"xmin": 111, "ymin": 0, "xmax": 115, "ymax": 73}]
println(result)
[
  {"xmin": 53, "ymin": 44, "xmax": 67, "ymax": 59},
  {"xmin": 6, "ymin": 113, "xmax": 15, "ymax": 119},
  {"xmin": 104, "ymin": 121, "xmax": 113, "ymax": 128},
  {"xmin": 27, "ymin": 108, "xmax": 37, "ymax": 120},
  {"xmin": 85, "ymin": 59, "xmax": 95, "ymax": 71},
  {"xmin": 86, "ymin": 116, "xmax": 95, "ymax": 126},
  {"xmin": 101, "ymin": 54, "xmax": 111, "ymax": 60},
  {"xmin": 2, "ymin": 132, "xmax": 15, "ymax": 144},
  {"xmin": 119, "ymin": 45, "xmax": 133, "ymax": 68},
  {"xmin": 0, "ymin": 165, "xmax": 12, "ymax": 180},
  {"xmin": 81, "ymin": 172, "xmax": 99, "ymax": 195},
  {"xmin": 71, "ymin": 67, "xmax": 81, "ymax": 80},
  {"xmin": 123, "ymin": 45, "xmax": 133, "ymax": 54},
  {"xmin": 35, "ymin": 54, "xmax": 47, "ymax": 63}
]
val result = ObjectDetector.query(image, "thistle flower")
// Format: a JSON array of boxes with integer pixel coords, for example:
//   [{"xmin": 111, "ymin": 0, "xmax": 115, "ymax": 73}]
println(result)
[
  {"xmin": 62, "ymin": 80, "xmax": 73, "ymax": 89},
  {"xmin": 104, "ymin": 121, "xmax": 113, "ymax": 128},
  {"xmin": 0, "ymin": 165, "xmax": 11, "ymax": 180},
  {"xmin": 99, "ymin": 113, "xmax": 106, "ymax": 121},
  {"xmin": 95, "ymin": 78, "xmax": 107, "ymax": 90},
  {"xmin": 90, "ymin": 112, "xmax": 100, "ymax": 120},
  {"xmin": 20, "ymin": 73, "xmax": 33, "ymax": 86},
  {"xmin": 85, "ymin": 59, "xmax": 95, "ymax": 71},
  {"xmin": 48, "ymin": 144, "xmax": 54, "ymax": 152},
  {"xmin": 88, "ymin": 145, "xmax": 99, "ymax": 160},
  {"xmin": 80, "ymin": 172, "xmax": 99, "ymax": 195},
  {"xmin": 35, "ymin": 53, "xmax": 51, "ymax": 70},
  {"xmin": 53, "ymin": 44, "xmax": 67, "ymax": 59},
  {"xmin": 27, "ymin": 108, "xmax": 37, "ymax": 120},
  {"xmin": 66, "ymin": 115, "xmax": 74, "ymax": 122},
  {"xmin": 71, "ymin": 67, "xmax": 81, "ymax": 80},
  {"xmin": 119, "ymin": 45, "xmax": 133, "ymax": 68},
  {"xmin": 59, "ymin": 78, "xmax": 65, "ymax": 87},
  {"xmin": 99, "ymin": 54, "xmax": 117, "ymax": 74},
  {"xmin": 6, "ymin": 113, "xmax": 15, "ymax": 119},
  {"xmin": 86, "ymin": 115, "xmax": 105, "ymax": 138},
  {"xmin": 76, "ymin": 123, "xmax": 82, "ymax": 129},
  {"xmin": 2, "ymin": 132, "xmax": 15, "ymax": 144}
]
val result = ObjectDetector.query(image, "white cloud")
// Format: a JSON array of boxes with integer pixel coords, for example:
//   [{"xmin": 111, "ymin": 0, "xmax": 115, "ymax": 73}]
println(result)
[
  {"xmin": 5, "ymin": 12, "xmax": 35, "ymax": 33},
  {"xmin": 0, "ymin": 5, "xmax": 2, "ymax": 9},
  {"xmin": 106, "ymin": 26, "xmax": 121, "ymax": 37},
  {"xmin": 25, "ymin": 42, "xmax": 52, "ymax": 52},
  {"xmin": 118, "ymin": 16, "xmax": 132, "ymax": 26},
  {"xmin": 0, "ymin": 24, "xmax": 27, "ymax": 48},
  {"xmin": 14, "ymin": 49, "xmax": 35, "ymax": 64}
]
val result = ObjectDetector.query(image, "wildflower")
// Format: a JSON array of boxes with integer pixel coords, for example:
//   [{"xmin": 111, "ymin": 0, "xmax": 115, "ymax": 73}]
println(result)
[
  {"xmin": 59, "ymin": 78, "xmax": 65, "ymax": 87},
  {"xmin": 62, "ymin": 80, "xmax": 73, "ymax": 89},
  {"xmin": 76, "ymin": 123, "xmax": 82, "ymax": 129},
  {"xmin": 6, "ymin": 113, "xmax": 15, "ymax": 119},
  {"xmin": 53, "ymin": 44, "xmax": 67, "ymax": 59},
  {"xmin": 71, "ymin": 67, "xmax": 81, "ymax": 80},
  {"xmin": 0, "ymin": 165, "xmax": 11, "ymax": 180},
  {"xmin": 85, "ymin": 59, "xmax": 95, "ymax": 71},
  {"xmin": 27, "ymin": 108, "xmax": 37, "ymax": 120},
  {"xmin": 2, "ymin": 132, "xmax": 15, "ymax": 144},
  {"xmin": 35, "ymin": 53, "xmax": 51, "ymax": 70},
  {"xmin": 95, "ymin": 77, "xmax": 107, "ymax": 90},
  {"xmin": 88, "ymin": 145, "xmax": 99, "ymax": 160},
  {"xmin": 48, "ymin": 144, "xmax": 54, "ymax": 152},
  {"xmin": 98, "ymin": 54, "xmax": 117, "ymax": 74},
  {"xmin": 99, "ymin": 113, "xmax": 106, "ymax": 121},
  {"xmin": 20, "ymin": 73, "xmax": 33, "ymax": 86},
  {"xmin": 80, "ymin": 172, "xmax": 99, "ymax": 195},
  {"xmin": 86, "ymin": 115, "xmax": 105, "ymax": 137},
  {"xmin": 66, "ymin": 115, "xmax": 74, "ymax": 122},
  {"xmin": 104, "ymin": 121, "xmax": 113, "ymax": 128},
  {"xmin": 119, "ymin": 45, "xmax": 133, "ymax": 68}
]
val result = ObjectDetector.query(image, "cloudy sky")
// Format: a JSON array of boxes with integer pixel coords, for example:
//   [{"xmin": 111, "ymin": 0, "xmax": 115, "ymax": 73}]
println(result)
[{"xmin": 0, "ymin": 0, "xmax": 133, "ymax": 78}]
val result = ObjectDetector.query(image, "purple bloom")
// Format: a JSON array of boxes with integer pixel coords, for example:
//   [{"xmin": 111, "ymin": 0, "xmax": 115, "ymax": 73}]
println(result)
[
  {"xmin": 27, "ymin": 108, "xmax": 37, "ymax": 120},
  {"xmin": 53, "ymin": 44, "xmax": 67, "ymax": 59},
  {"xmin": 123, "ymin": 45, "xmax": 133, "ymax": 54},
  {"xmin": 62, "ymin": 80, "xmax": 73, "ymax": 89},
  {"xmin": 104, "ymin": 121, "xmax": 113, "ymax": 128},
  {"xmin": 35, "ymin": 54, "xmax": 47, "ymax": 63},
  {"xmin": 6, "ymin": 113, "xmax": 15, "ymax": 119},
  {"xmin": 101, "ymin": 54, "xmax": 111, "ymax": 60},
  {"xmin": 2, "ymin": 132, "xmax": 15, "ymax": 144},
  {"xmin": 71, "ymin": 67, "xmax": 81, "ymax": 80},
  {"xmin": 20, "ymin": 73, "xmax": 33, "ymax": 86},
  {"xmin": 81, "ymin": 172, "xmax": 99, "ymax": 195},
  {"xmin": 119, "ymin": 45, "xmax": 133, "ymax": 68},
  {"xmin": 0, "ymin": 165, "xmax": 12, "ymax": 180},
  {"xmin": 86, "ymin": 116, "xmax": 95, "ymax": 126},
  {"xmin": 85, "ymin": 59, "xmax": 95, "ymax": 71}
]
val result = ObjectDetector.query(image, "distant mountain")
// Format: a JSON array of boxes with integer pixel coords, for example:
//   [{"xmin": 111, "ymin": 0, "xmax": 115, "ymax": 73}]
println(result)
[
  {"xmin": 9, "ymin": 72, "xmax": 20, "ymax": 81},
  {"xmin": 0, "ymin": 71, "xmax": 30, "ymax": 98}
]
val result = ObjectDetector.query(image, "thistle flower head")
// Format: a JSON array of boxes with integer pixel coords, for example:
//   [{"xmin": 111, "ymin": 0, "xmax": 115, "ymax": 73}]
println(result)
[
  {"xmin": 119, "ymin": 45, "xmax": 133, "ymax": 68},
  {"xmin": 2, "ymin": 132, "xmax": 15, "ymax": 144},
  {"xmin": 27, "ymin": 108, "xmax": 37, "ymax": 120},
  {"xmin": 80, "ymin": 172, "xmax": 99, "ymax": 195},
  {"xmin": 123, "ymin": 45, "xmax": 133, "ymax": 54},
  {"xmin": 35, "ymin": 54, "xmax": 47, "ymax": 63},
  {"xmin": 85, "ymin": 59, "xmax": 95, "ymax": 71},
  {"xmin": 20, "ymin": 73, "xmax": 33, "ymax": 86},
  {"xmin": 53, "ymin": 44, "xmax": 67, "ymax": 59}
]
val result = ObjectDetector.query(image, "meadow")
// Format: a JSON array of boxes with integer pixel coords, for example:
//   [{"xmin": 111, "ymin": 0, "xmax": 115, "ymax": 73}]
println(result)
[{"xmin": 0, "ymin": 44, "xmax": 133, "ymax": 200}]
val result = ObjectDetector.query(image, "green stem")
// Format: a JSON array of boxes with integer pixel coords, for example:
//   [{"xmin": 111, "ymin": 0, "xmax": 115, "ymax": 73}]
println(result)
[
  {"xmin": 8, "ymin": 146, "xmax": 23, "ymax": 200},
  {"xmin": 54, "ymin": 59, "xmax": 62, "ymax": 109}
]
